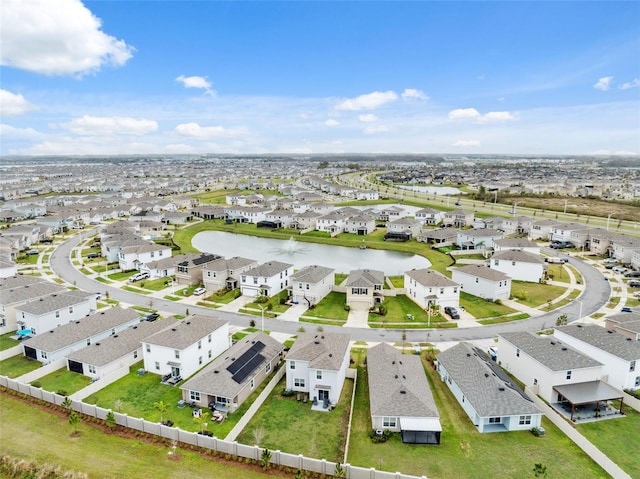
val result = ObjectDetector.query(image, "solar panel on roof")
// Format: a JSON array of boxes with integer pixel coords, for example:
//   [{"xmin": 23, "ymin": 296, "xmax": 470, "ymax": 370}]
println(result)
[
  {"xmin": 226, "ymin": 341, "xmax": 265, "ymax": 374},
  {"xmin": 232, "ymin": 354, "xmax": 265, "ymax": 383}
]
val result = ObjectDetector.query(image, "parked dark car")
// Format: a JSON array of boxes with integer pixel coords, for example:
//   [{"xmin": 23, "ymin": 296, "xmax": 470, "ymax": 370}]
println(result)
[
  {"xmin": 87, "ymin": 252, "xmax": 101, "ymax": 259},
  {"xmin": 444, "ymin": 306, "xmax": 460, "ymax": 319},
  {"xmin": 621, "ymin": 307, "xmax": 633, "ymax": 313},
  {"xmin": 624, "ymin": 271, "xmax": 640, "ymax": 278},
  {"xmin": 628, "ymin": 280, "xmax": 640, "ymax": 288},
  {"xmin": 143, "ymin": 313, "xmax": 160, "ymax": 322}
]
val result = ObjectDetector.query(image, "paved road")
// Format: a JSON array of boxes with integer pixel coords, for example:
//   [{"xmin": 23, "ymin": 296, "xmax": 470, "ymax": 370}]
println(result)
[{"xmin": 50, "ymin": 235, "xmax": 611, "ymax": 343}]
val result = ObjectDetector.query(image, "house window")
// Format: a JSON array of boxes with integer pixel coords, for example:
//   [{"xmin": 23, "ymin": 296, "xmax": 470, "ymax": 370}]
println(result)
[
  {"xmin": 208, "ymin": 334, "xmax": 212, "ymax": 343},
  {"xmin": 316, "ymin": 370, "xmax": 323, "ymax": 380},
  {"xmin": 512, "ymin": 261, "xmax": 516, "ymax": 266},
  {"xmin": 55, "ymin": 311, "xmax": 60, "ymax": 318},
  {"xmin": 208, "ymin": 350, "xmax": 212, "ymax": 358},
  {"xmin": 306, "ymin": 283, "xmax": 309, "ymax": 290},
  {"xmin": 533, "ymin": 378, "xmax": 538, "ymax": 386},
  {"xmin": 88, "ymin": 365, "xmax": 96, "ymax": 374},
  {"xmin": 190, "ymin": 390, "xmax": 200, "ymax": 402},
  {"xmin": 440, "ymin": 288, "xmax": 444, "ymax": 294},
  {"xmin": 253, "ymin": 277, "xmax": 258, "ymax": 284},
  {"xmin": 175, "ymin": 350, "xmax": 180, "ymax": 359},
  {"xmin": 69, "ymin": 306, "xmax": 73, "ymax": 314},
  {"xmin": 250, "ymin": 378, "xmax": 255, "ymax": 390},
  {"xmin": 454, "ymin": 287, "xmax": 458, "ymax": 293},
  {"xmin": 265, "ymin": 363, "xmax": 271, "ymax": 374},
  {"xmin": 631, "ymin": 360, "xmax": 636, "ymax": 372},
  {"xmin": 146, "ymin": 344, "xmax": 150, "ymax": 353},
  {"xmin": 199, "ymin": 356, "xmax": 202, "ymax": 365},
  {"xmin": 382, "ymin": 417, "xmax": 397, "ymax": 428},
  {"xmin": 242, "ymin": 275, "xmax": 246, "ymax": 282},
  {"xmin": 299, "ymin": 282, "xmax": 303, "ymax": 289},
  {"xmin": 294, "ymin": 378, "xmax": 305, "ymax": 388},
  {"xmin": 41, "ymin": 351, "xmax": 48, "ymax": 360},
  {"xmin": 494, "ymin": 260, "xmax": 499, "ymax": 266},
  {"xmin": 516, "ymin": 348, "xmax": 520, "ymax": 357},
  {"xmin": 566, "ymin": 370, "xmax": 572, "ymax": 380},
  {"xmin": 198, "ymin": 340, "xmax": 202, "ymax": 350},
  {"xmin": 488, "ymin": 417, "xmax": 501, "ymax": 424},
  {"xmin": 155, "ymin": 361, "xmax": 160, "ymax": 371},
  {"xmin": 519, "ymin": 415, "xmax": 532, "ymax": 425},
  {"xmin": 635, "ymin": 376, "xmax": 640, "ymax": 387},
  {"xmin": 289, "ymin": 361, "xmax": 295, "ymax": 370},
  {"xmin": 87, "ymin": 338, "xmax": 91, "ymax": 346},
  {"xmin": 133, "ymin": 350, "xmax": 138, "ymax": 359}
]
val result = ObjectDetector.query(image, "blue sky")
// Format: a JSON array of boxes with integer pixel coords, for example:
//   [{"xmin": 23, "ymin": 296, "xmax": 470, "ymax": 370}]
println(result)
[{"xmin": 1, "ymin": 0, "xmax": 639, "ymax": 156}]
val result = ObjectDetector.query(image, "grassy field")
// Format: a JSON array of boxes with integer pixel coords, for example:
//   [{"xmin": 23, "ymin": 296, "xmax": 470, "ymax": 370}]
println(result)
[
  {"xmin": 0, "ymin": 392, "xmax": 284, "ymax": 479},
  {"xmin": 459, "ymin": 291, "xmax": 518, "ymax": 319},
  {"xmin": 346, "ymin": 350, "xmax": 608, "ymax": 479},
  {"xmin": 511, "ymin": 281, "xmax": 567, "ymax": 308},
  {"xmin": 0, "ymin": 355, "xmax": 42, "ymax": 378},
  {"xmin": 303, "ymin": 292, "xmax": 349, "ymax": 321},
  {"xmin": 236, "ymin": 376, "xmax": 353, "ymax": 462},
  {"xmin": 35, "ymin": 368, "xmax": 93, "ymax": 395},
  {"xmin": 0, "ymin": 332, "xmax": 19, "ymax": 351}
]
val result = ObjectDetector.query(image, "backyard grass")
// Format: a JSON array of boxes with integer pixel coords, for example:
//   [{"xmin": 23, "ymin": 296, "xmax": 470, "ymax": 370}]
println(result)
[
  {"xmin": 0, "ymin": 355, "xmax": 41, "ymax": 378},
  {"xmin": 511, "ymin": 281, "xmax": 567, "ymax": 308},
  {"xmin": 387, "ymin": 275, "xmax": 404, "ymax": 288},
  {"xmin": 459, "ymin": 291, "xmax": 518, "ymax": 319},
  {"xmin": 334, "ymin": 273, "xmax": 348, "ymax": 285},
  {"xmin": 606, "ymin": 296, "xmax": 621, "ymax": 308},
  {"xmin": 303, "ymin": 292, "xmax": 349, "ymax": 321},
  {"xmin": 0, "ymin": 392, "xmax": 285, "ymax": 479},
  {"xmin": 236, "ymin": 376, "xmax": 353, "ymax": 462},
  {"xmin": 346, "ymin": 353, "xmax": 608, "ymax": 479},
  {"xmin": 576, "ymin": 405, "xmax": 640, "ymax": 478},
  {"xmin": 0, "ymin": 332, "xmax": 19, "ymax": 351},
  {"xmin": 368, "ymin": 295, "xmax": 447, "ymax": 325},
  {"xmin": 35, "ymin": 367, "xmax": 92, "ymax": 395}
]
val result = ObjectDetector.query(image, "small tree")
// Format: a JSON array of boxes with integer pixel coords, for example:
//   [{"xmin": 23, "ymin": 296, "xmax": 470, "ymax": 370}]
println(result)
[
  {"xmin": 114, "ymin": 399, "xmax": 124, "ymax": 412},
  {"xmin": 334, "ymin": 463, "xmax": 346, "ymax": 478},
  {"xmin": 249, "ymin": 319, "xmax": 256, "ymax": 328},
  {"xmin": 533, "ymin": 463, "xmax": 548, "ymax": 478},
  {"xmin": 154, "ymin": 400, "xmax": 168, "ymax": 424},
  {"xmin": 260, "ymin": 448, "xmax": 272, "ymax": 470},
  {"xmin": 68, "ymin": 412, "xmax": 80, "ymax": 434},
  {"xmin": 61, "ymin": 396, "xmax": 72, "ymax": 414},
  {"xmin": 193, "ymin": 410, "xmax": 210, "ymax": 434},
  {"xmin": 401, "ymin": 330, "xmax": 407, "ymax": 353},
  {"xmin": 252, "ymin": 425, "xmax": 266, "ymax": 446},
  {"xmin": 556, "ymin": 314, "xmax": 568, "ymax": 327},
  {"xmin": 105, "ymin": 410, "xmax": 116, "ymax": 430}
]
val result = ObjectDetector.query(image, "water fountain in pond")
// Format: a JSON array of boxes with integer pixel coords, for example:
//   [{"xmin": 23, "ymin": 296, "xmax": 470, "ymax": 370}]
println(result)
[{"xmin": 284, "ymin": 236, "xmax": 297, "ymax": 254}]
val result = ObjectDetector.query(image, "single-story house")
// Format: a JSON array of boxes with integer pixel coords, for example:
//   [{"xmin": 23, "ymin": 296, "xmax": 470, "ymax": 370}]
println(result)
[
  {"xmin": 488, "ymin": 250, "xmax": 546, "ymax": 283},
  {"xmin": 451, "ymin": 265, "xmax": 511, "ymax": 301}
]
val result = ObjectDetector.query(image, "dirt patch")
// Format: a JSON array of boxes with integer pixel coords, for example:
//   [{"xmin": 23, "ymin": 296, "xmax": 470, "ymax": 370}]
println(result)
[{"xmin": 501, "ymin": 196, "xmax": 639, "ymax": 222}]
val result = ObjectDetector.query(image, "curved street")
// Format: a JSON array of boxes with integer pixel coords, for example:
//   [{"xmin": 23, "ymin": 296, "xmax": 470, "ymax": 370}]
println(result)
[{"xmin": 50, "ymin": 233, "xmax": 612, "ymax": 343}]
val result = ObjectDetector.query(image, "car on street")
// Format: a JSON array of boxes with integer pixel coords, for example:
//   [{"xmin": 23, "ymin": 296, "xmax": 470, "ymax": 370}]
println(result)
[
  {"xmin": 444, "ymin": 306, "xmax": 460, "ymax": 319},
  {"xmin": 193, "ymin": 287, "xmax": 207, "ymax": 296}
]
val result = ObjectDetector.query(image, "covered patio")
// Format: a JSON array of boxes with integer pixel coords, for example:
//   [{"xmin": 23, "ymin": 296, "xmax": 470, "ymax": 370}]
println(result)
[
  {"xmin": 399, "ymin": 417, "xmax": 442, "ymax": 445},
  {"xmin": 552, "ymin": 380, "xmax": 625, "ymax": 423}
]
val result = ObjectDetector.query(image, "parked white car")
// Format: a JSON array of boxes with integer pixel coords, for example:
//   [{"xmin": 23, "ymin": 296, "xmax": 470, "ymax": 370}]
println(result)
[
  {"xmin": 612, "ymin": 266, "xmax": 628, "ymax": 274},
  {"xmin": 193, "ymin": 287, "xmax": 206, "ymax": 296},
  {"xmin": 129, "ymin": 272, "xmax": 150, "ymax": 282}
]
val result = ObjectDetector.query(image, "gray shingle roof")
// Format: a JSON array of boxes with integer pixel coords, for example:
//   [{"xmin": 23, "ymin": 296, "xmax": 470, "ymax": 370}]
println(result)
[
  {"xmin": 143, "ymin": 315, "xmax": 228, "ymax": 350},
  {"xmin": 499, "ymin": 332, "xmax": 602, "ymax": 371},
  {"xmin": 455, "ymin": 264, "xmax": 510, "ymax": 282},
  {"xmin": 181, "ymin": 332, "xmax": 283, "ymax": 398},
  {"xmin": 493, "ymin": 238, "xmax": 539, "ymax": 248},
  {"xmin": 606, "ymin": 312, "xmax": 640, "ymax": 334},
  {"xmin": 405, "ymin": 269, "xmax": 458, "ymax": 287},
  {"xmin": 555, "ymin": 324, "xmax": 640, "ymax": 361},
  {"xmin": 346, "ymin": 269, "xmax": 384, "ymax": 288},
  {"xmin": 245, "ymin": 261, "xmax": 293, "ymax": 278},
  {"xmin": 491, "ymin": 250, "xmax": 545, "ymax": 264},
  {"xmin": 0, "ymin": 282, "xmax": 66, "ymax": 305},
  {"xmin": 291, "ymin": 265, "xmax": 334, "ymax": 284},
  {"xmin": 17, "ymin": 290, "xmax": 94, "ymax": 315},
  {"xmin": 66, "ymin": 318, "xmax": 169, "ymax": 366},
  {"xmin": 23, "ymin": 307, "xmax": 142, "ymax": 352},
  {"xmin": 437, "ymin": 342, "xmax": 541, "ymax": 417},
  {"xmin": 203, "ymin": 256, "xmax": 257, "ymax": 272},
  {"xmin": 367, "ymin": 343, "xmax": 439, "ymax": 418},
  {"xmin": 0, "ymin": 275, "xmax": 47, "ymax": 291},
  {"xmin": 286, "ymin": 333, "xmax": 350, "ymax": 371}
]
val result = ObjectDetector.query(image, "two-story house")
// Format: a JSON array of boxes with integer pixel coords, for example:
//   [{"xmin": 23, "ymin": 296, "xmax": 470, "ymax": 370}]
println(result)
[
  {"xmin": 240, "ymin": 261, "xmax": 294, "ymax": 298},
  {"xmin": 202, "ymin": 256, "xmax": 258, "ymax": 293},
  {"xmin": 289, "ymin": 265, "xmax": 335, "ymax": 307},
  {"xmin": 345, "ymin": 269, "xmax": 385, "ymax": 309},
  {"xmin": 488, "ymin": 250, "xmax": 546, "ymax": 283},
  {"xmin": 404, "ymin": 268, "xmax": 459, "ymax": 310},
  {"xmin": 118, "ymin": 243, "xmax": 171, "ymax": 271},
  {"xmin": 15, "ymin": 290, "xmax": 97, "ymax": 336},
  {"xmin": 174, "ymin": 252, "xmax": 222, "ymax": 286}
]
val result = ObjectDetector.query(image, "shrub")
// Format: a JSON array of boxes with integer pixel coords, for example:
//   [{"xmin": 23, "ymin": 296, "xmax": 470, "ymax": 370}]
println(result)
[
  {"xmin": 249, "ymin": 319, "xmax": 256, "ymax": 328},
  {"xmin": 531, "ymin": 427, "xmax": 542, "ymax": 437},
  {"xmin": 30, "ymin": 381, "xmax": 42, "ymax": 388},
  {"xmin": 281, "ymin": 388, "xmax": 294, "ymax": 397},
  {"xmin": 368, "ymin": 429, "xmax": 392, "ymax": 443},
  {"xmin": 56, "ymin": 389, "xmax": 68, "ymax": 397},
  {"xmin": 344, "ymin": 304, "xmax": 351, "ymax": 311}
]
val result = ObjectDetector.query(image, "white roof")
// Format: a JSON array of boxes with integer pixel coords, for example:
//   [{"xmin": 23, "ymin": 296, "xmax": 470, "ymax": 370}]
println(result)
[{"xmin": 399, "ymin": 417, "xmax": 442, "ymax": 432}]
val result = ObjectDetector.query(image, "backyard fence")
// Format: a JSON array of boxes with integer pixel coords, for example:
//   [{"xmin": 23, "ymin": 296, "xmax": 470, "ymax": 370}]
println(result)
[{"xmin": 0, "ymin": 374, "xmax": 428, "ymax": 479}]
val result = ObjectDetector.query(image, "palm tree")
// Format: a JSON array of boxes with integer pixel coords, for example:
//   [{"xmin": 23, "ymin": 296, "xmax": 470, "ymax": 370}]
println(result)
[
  {"xmin": 193, "ymin": 410, "xmax": 210, "ymax": 434},
  {"xmin": 154, "ymin": 400, "xmax": 168, "ymax": 424},
  {"xmin": 61, "ymin": 397, "xmax": 72, "ymax": 414},
  {"xmin": 68, "ymin": 412, "xmax": 80, "ymax": 434},
  {"xmin": 260, "ymin": 448, "xmax": 272, "ymax": 470}
]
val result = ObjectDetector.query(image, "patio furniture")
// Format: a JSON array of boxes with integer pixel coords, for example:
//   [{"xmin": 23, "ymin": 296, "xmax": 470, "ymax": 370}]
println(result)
[{"xmin": 177, "ymin": 400, "xmax": 185, "ymax": 408}]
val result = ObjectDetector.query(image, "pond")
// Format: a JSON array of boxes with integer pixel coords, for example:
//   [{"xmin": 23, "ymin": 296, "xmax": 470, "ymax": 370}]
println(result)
[{"xmin": 191, "ymin": 231, "xmax": 431, "ymax": 275}]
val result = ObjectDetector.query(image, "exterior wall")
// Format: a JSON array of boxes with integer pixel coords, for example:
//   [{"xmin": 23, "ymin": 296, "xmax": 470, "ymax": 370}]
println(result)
[
  {"xmin": 89, "ymin": 348, "xmax": 142, "ymax": 380},
  {"xmin": 119, "ymin": 246, "xmax": 170, "ymax": 271},
  {"xmin": 346, "ymin": 286, "xmax": 377, "ymax": 309},
  {"xmin": 143, "ymin": 325, "xmax": 230, "ymax": 378},
  {"xmin": 286, "ymin": 349, "xmax": 349, "ymax": 404},
  {"xmin": 286, "ymin": 358, "xmax": 311, "ymax": 393},
  {"xmin": 553, "ymin": 330, "xmax": 640, "ymax": 391},
  {"xmin": 175, "ymin": 266, "xmax": 204, "ymax": 286},
  {"xmin": 344, "ymin": 219, "xmax": 376, "ymax": 235},
  {"xmin": 489, "ymin": 259, "xmax": 544, "ymax": 283},
  {"xmin": 498, "ymin": 339, "xmax": 604, "ymax": 403},
  {"xmin": 290, "ymin": 273, "xmax": 334, "ymax": 306},
  {"xmin": 403, "ymin": 274, "xmax": 459, "ymax": 309},
  {"xmin": 241, "ymin": 266, "xmax": 293, "ymax": 298},
  {"xmin": 18, "ymin": 298, "xmax": 97, "ymax": 335},
  {"xmin": 451, "ymin": 270, "xmax": 510, "ymax": 301}
]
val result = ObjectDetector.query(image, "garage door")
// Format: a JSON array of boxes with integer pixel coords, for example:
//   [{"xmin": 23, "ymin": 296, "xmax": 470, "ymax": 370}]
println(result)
[{"xmin": 23, "ymin": 346, "xmax": 37, "ymax": 360}]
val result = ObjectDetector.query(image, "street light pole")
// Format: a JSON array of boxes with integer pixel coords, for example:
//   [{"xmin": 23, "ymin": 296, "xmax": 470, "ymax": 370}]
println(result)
[
  {"xmin": 607, "ymin": 213, "xmax": 615, "ymax": 231},
  {"xmin": 576, "ymin": 299, "xmax": 583, "ymax": 322},
  {"xmin": 258, "ymin": 304, "xmax": 266, "ymax": 332}
]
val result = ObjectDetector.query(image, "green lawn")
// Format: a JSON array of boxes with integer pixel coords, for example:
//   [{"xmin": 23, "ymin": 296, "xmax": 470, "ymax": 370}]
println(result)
[
  {"xmin": 459, "ymin": 291, "xmax": 518, "ymax": 319},
  {"xmin": 209, "ymin": 288, "xmax": 241, "ymax": 304},
  {"xmin": 236, "ymin": 376, "xmax": 353, "ymax": 462},
  {"xmin": 546, "ymin": 264, "xmax": 570, "ymax": 283},
  {"xmin": 0, "ymin": 355, "xmax": 41, "ymax": 378},
  {"xmin": 387, "ymin": 275, "xmax": 404, "ymax": 288},
  {"xmin": 347, "ymin": 352, "xmax": 608, "ymax": 479},
  {"xmin": 577, "ymin": 405, "xmax": 640, "ymax": 477},
  {"xmin": 511, "ymin": 281, "xmax": 567, "ymax": 308},
  {"xmin": 303, "ymin": 292, "xmax": 349, "ymax": 321},
  {"xmin": 334, "ymin": 273, "xmax": 348, "ymax": 285},
  {"xmin": 0, "ymin": 392, "xmax": 285, "ymax": 479},
  {"xmin": 122, "ymin": 285, "xmax": 152, "ymax": 294},
  {"xmin": 0, "ymin": 332, "xmax": 19, "ymax": 351},
  {"xmin": 35, "ymin": 367, "xmax": 92, "ymax": 395},
  {"xmin": 109, "ymin": 270, "xmax": 137, "ymax": 281},
  {"xmin": 368, "ymin": 295, "xmax": 447, "ymax": 325},
  {"xmin": 477, "ymin": 313, "xmax": 530, "ymax": 325},
  {"xmin": 139, "ymin": 277, "xmax": 174, "ymax": 291}
]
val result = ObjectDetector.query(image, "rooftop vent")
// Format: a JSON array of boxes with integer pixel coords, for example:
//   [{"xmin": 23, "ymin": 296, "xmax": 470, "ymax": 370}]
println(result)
[
  {"xmin": 50, "ymin": 330, "xmax": 54, "ymax": 334},
  {"xmin": 392, "ymin": 361, "xmax": 396, "ymax": 364},
  {"xmin": 400, "ymin": 390, "xmax": 406, "ymax": 394},
  {"xmin": 75, "ymin": 321, "xmax": 81, "ymax": 324},
  {"xmin": 484, "ymin": 373, "xmax": 489, "ymax": 378},
  {"xmin": 186, "ymin": 321, "xmax": 191, "ymax": 325},
  {"xmin": 561, "ymin": 347, "xmax": 567, "ymax": 351},
  {"xmin": 402, "ymin": 375, "xmax": 406, "ymax": 379},
  {"xmin": 395, "ymin": 375, "xmax": 398, "ymax": 379},
  {"xmin": 314, "ymin": 341, "xmax": 320, "ymax": 345},
  {"xmin": 466, "ymin": 353, "xmax": 471, "ymax": 357},
  {"xmin": 171, "ymin": 328, "xmax": 177, "ymax": 331},
  {"xmin": 576, "ymin": 324, "xmax": 583, "ymax": 328},
  {"xmin": 550, "ymin": 341, "xmax": 556, "ymax": 345},
  {"xmin": 607, "ymin": 330, "xmax": 614, "ymax": 334},
  {"xmin": 96, "ymin": 343, "xmax": 100, "ymax": 346},
  {"xmin": 214, "ymin": 370, "xmax": 219, "ymax": 374},
  {"xmin": 329, "ymin": 353, "xmax": 333, "ymax": 357},
  {"xmin": 498, "ymin": 387, "xmax": 505, "ymax": 391},
  {"xmin": 399, "ymin": 361, "xmax": 403, "ymax": 365}
]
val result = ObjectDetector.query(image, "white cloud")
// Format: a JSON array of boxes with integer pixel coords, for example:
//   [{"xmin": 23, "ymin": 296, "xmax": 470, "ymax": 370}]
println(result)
[
  {"xmin": 448, "ymin": 108, "xmax": 481, "ymax": 120},
  {"xmin": 401, "ymin": 88, "xmax": 428, "ymax": 101},
  {"xmin": 363, "ymin": 125, "xmax": 389, "ymax": 135},
  {"xmin": 325, "ymin": 119, "xmax": 340, "ymax": 126},
  {"xmin": 0, "ymin": 89, "xmax": 37, "ymax": 116},
  {"xmin": 174, "ymin": 122, "xmax": 238, "ymax": 139},
  {"xmin": 478, "ymin": 111, "xmax": 517, "ymax": 123},
  {"xmin": 60, "ymin": 116, "xmax": 158, "ymax": 135},
  {"xmin": 175, "ymin": 75, "xmax": 214, "ymax": 95},
  {"xmin": 593, "ymin": 76, "xmax": 613, "ymax": 91},
  {"xmin": 334, "ymin": 91, "xmax": 398, "ymax": 111},
  {"xmin": 0, "ymin": 123, "xmax": 42, "ymax": 139},
  {"xmin": 358, "ymin": 114, "xmax": 378, "ymax": 122},
  {"xmin": 619, "ymin": 78, "xmax": 640, "ymax": 90},
  {"xmin": 0, "ymin": 0, "xmax": 134, "ymax": 76},
  {"xmin": 453, "ymin": 139, "xmax": 480, "ymax": 147}
]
